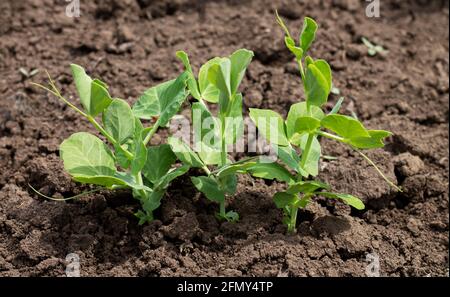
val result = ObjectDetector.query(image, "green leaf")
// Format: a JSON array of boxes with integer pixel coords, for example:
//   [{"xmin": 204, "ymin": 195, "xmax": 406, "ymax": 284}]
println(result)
[
  {"xmin": 305, "ymin": 63, "xmax": 330, "ymax": 108},
  {"xmin": 348, "ymin": 130, "xmax": 392, "ymax": 149},
  {"xmin": 115, "ymin": 142, "xmax": 132, "ymax": 169},
  {"xmin": 273, "ymin": 192, "xmax": 298, "ymax": 208},
  {"xmin": 176, "ymin": 51, "xmax": 201, "ymax": 100},
  {"xmin": 60, "ymin": 132, "xmax": 116, "ymax": 178},
  {"xmin": 154, "ymin": 165, "xmax": 190, "ymax": 190},
  {"xmin": 168, "ymin": 137, "xmax": 204, "ymax": 168},
  {"xmin": 132, "ymin": 72, "xmax": 189, "ymax": 125},
  {"xmin": 198, "ymin": 57, "xmax": 221, "ymax": 103},
  {"xmin": 297, "ymin": 196, "xmax": 311, "ymax": 208},
  {"xmin": 299, "ymin": 17, "xmax": 318, "ymax": 53},
  {"xmin": 92, "ymin": 78, "xmax": 108, "ymax": 90},
  {"xmin": 321, "ymin": 114, "xmax": 370, "ymax": 139},
  {"xmin": 192, "ymin": 102, "xmax": 221, "ymax": 165},
  {"xmin": 207, "ymin": 58, "xmax": 232, "ymax": 99},
  {"xmin": 286, "ymin": 102, "xmax": 324, "ymax": 142},
  {"xmin": 249, "ymin": 108, "xmax": 289, "ymax": 146},
  {"xmin": 142, "ymin": 190, "xmax": 165, "ymax": 215},
  {"xmin": 219, "ymin": 174, "xmax": 237, "ymax": 195},
  {"xmin": 275, "ymin": 10, "xmax": 293, "ymax": 40},
  {"xmin": 305, "ymin": 56, "xmax": 314, "ymax": 66},
  {"xmin": 157, "ymin": 72, "xmax": 189, "ymax": 127},
  {"xmin": 224, "ymin": 211, "xmax": 239, "ymax": 222},
  {"xmin": 89, "ymin": 80, "xmax": 113, "ymax": 116},
  {"xmin": 285, "ymin": 36, "xmax": 303, "ymax": 60},
  {"xmin": 273, "ymin": 144, "xmax": 301, "ymax": 173},
  {"xmin": 248, "ymin": 161, "xmax": 295, "ymax": 183},
  {"xmin": 286, "ymin": 180, "xmax": 330, "ymax": 195},
  {"xmin": 103, "ymin": 99, "xmax": 135, "ymax": 144},
  {"xmin": 313, "ymin": 59, "xmax": 332, "ymax": 91},
  {"xmin": 72, "ymin": 175, "xmax": 123, "ymax": 188},
  {"xmin": 294, "ymin": 116, "xmax": 321, "ymax": 134},
  {"xmin": 191, "ymin": 176, "xmax": 225, "ymax": 203},
  {"xmin": 224, "ymin": 93, "xmax": 244, "ymax": 144},
  {"xmin": 70, "ymin": 63, "xmax": 113, "ymax": 116},
  {"xmin": 132, "ymin": 80, "xmax": 173, "ymax": 120},
  {"xmin": 229, "ymin": 49, "xmax": 254, "ymax": 95},
  {"xmin": 143, "ymin": 144, "xmax": 177, "ymax": 184},
  {"xmin": 70, "ymin": 64, "xmax": 92, "ymax": 114},
  {"xmin": 131, "ymin": 140, "xmax": 147, "ymax": 175},
  {"xmin": 72, "ymin": 172, "xmax": 150, "ymax": 191},
  {"xmin": 320, "ymin": 192, "xmax": 365, "ymax": 210},
  {"xmin": 299, "ymin": 134, "xmax": 321, "ymax": 177},
  {"xmin": 216, "ymin": 158, "xmax": 257, "ymax": 178}
]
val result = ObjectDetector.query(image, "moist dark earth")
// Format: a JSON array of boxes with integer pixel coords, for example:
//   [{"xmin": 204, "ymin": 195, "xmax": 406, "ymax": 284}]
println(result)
[{"xmin": 0, "ymin": 0, "xmax": 448, "ymax": 276}]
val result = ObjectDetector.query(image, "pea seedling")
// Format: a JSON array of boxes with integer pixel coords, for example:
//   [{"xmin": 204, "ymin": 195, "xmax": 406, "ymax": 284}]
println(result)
[
  {"xmin": 249, "ymin": 13, "xmax": 400, "ymax": 233},
  {"xmin": 362, "ymin": 37, "xmax": 388, "ymax": 56},
  {"xmin": 32, "ymin": 65, "xmax": 190, "ymax": 224},
  {"xmin": 168, "ymin": 49, "xmax": 256, "ymax": 222}
]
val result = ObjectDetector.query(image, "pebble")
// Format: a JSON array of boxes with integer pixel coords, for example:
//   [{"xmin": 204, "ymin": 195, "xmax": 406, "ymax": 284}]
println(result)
[{"xmin": 394, "ymin": 153, "xmax": 425, "ymax": 178}]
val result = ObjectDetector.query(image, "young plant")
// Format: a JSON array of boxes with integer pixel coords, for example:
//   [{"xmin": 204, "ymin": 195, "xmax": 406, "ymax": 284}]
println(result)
[
  {"xmin": 249, "ymin": 13, "xmax": 401, "ymax": 233},
  {"xmin": 362, "ymin": 37, "xmax": 388, "ymax": 56},
  {"xmin": 168, "ymin": 49, "xmax": 255, "ymax": 222},
  {"xmin": 32, "ymin": 64, "xmax": 190, "ymax": 224}
]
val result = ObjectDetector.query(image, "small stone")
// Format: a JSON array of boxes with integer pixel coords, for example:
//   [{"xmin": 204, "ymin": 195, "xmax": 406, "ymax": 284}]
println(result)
[
  {"xmin": 346, "ymin": 44, "xmax": 365, "ymax": 60},
  {"xmin": 394, "ymin": 153, "xmax": 425, "ymax": 178},
  {"xmin": 117, "ymin": 25, "xmax": 135, "ymax": 43},
  {"xmin": 245, "ymin": 89, "xmax": 263, "ymax": 108},
  {"xmin": 406, "ymin": 218, "xmax": 421, "ymax": 236}
]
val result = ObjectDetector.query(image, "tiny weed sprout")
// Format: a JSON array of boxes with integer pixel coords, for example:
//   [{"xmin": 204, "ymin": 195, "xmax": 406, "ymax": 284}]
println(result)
[
  {"xmin": 361, "ymin": 37, "xmax": 388, "ymax": 57},
  {"xmin": 32, "ymin": 64, "xmax": 190, "ymax": 224},
  {"xmin": 169, "ymin": 49, "xmax": 255, "ymax": 222},
  {"xmin": 249, "ymin": 13, "xmax": 401, "ymax": 233}
]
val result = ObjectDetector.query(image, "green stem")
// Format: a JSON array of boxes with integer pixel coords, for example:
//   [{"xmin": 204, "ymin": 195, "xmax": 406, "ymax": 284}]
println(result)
[
  {"xmin": 29, "ymin": 183, "xmax": 104, "ymax": 201},
  {"xmin": 87, "ymin": 116, "xmax": 134, "ymax": 159},
  {"xmin": 202, "ymin": 166, "xmax": 212, "ymax": 176},
  {"xmin": 297, "ymin": 59, "xmax": 306, "ymax": 82},
  {"xmin": 31, "ymin": 82, "xmax": 88, "ymax": 119},
  {"xmin": 143, "ymin": 121, "xmax": 160, "ymax": 146},
  {"xmin": 220, "ymin": 116, "xmax": 227, "ymax": 166},
  {"xmin": 357, "ymin": 150, "xmax": 403, "ymax": 192},
  {"xmin": 288, "ymin": 206, "xmax": 298, "ymax": 233},
  {"xmin": 316, "ymin": 130, "xmax": 345, "ymax": 142},
  {"xmin": 133, "ymin": 171, "xmax": 149, "ymax": 202},
  {"xmin": 219, "ymin": 200, "xmax": 226, "ymax": 218},
  {"xmin": 300, "ymin": 133, "xmax": 314, "ymax": 169},
  {"xmin": 32, "ymin": 77, "xmax": 135, "ymax": 160}
]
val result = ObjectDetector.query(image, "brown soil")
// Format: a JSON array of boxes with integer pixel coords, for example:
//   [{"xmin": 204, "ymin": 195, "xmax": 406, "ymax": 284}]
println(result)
[{"xmin": 0, "ymin": 0, "xmax": 448, "ymax": 276}]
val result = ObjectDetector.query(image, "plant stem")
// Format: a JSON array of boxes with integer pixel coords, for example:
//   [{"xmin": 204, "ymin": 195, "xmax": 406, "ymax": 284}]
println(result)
[
  {"xmin": 297, "ymin": 59, "xmax": 306, "ymax": 82},
  {"xmin": 133, "ymin": 171, "xmax": 149, "ymax": 203},
  {"xmin": 316, "ymin": 130, "xmax": 345, "ymax": 142},
  {"xmin": 31, "ymin": 82, "xmax": 88, "ymax": 119},
  {"xmin": 357, "ymin": 150, "xmax": 403, "ymax": 192},
  {"xmin": 143, "ymin": 121, "xmax": 160, "ymax": 146},
  {"xmin": 32, "ymin": 79, "xmax": 135, "ymax": 160},
  {"xmin": 300, "ymin": 133, "xmax": 314, "ymax": 169},
  {"xmin": 220, "ymin": 116, "xmax": 227, "ymax": 166},
  {"xmin": 87, "ymin": 116, "xmax": 134, "ymax": 159},
  {"xmin": 219, "ymin": 200, "xmax": 226, "ymax": 218},
  {"xmin": 288, "ymin": 206, "xmax": 298, "ymax": 233}
]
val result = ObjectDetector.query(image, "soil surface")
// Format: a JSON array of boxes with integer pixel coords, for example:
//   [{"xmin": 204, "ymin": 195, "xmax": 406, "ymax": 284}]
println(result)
[{"xmin": 0, "ymin": 0, "xmax": 448, "ymax": 276}]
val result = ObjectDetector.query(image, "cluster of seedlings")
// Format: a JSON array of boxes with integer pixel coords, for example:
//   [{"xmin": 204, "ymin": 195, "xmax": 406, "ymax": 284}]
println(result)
[{"xmin": 33, "ymin": 14, "xmax": 399, "ymax": 232}]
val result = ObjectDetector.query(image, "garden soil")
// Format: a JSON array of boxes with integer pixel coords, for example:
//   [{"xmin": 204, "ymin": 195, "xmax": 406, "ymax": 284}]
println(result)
[{"xmin": 0, "ymin": 0, "xmax": 448, "ymax": 276}]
